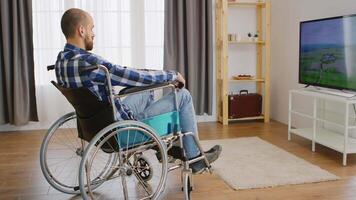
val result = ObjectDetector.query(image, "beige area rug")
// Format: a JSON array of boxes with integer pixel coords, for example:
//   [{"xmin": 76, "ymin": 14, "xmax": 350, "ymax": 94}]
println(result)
[{"xmin": 201, "ymin": 137, "xmax": 339, "ymax": 190}]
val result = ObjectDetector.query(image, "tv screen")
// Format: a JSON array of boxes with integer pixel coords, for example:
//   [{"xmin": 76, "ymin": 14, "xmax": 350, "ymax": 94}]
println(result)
[{"xmin": 299, "ymin": 14, "xmax": 356, "ymax": 91}]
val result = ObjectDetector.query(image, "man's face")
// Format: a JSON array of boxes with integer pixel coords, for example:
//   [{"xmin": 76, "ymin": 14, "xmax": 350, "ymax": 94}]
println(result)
[{"xmin": 83, "ymin": 15, "xmax": 95, "ymax": 51}]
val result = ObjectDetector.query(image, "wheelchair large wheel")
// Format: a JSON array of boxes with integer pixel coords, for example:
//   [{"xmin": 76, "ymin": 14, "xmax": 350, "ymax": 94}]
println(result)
[
  {"xmin": 79, "ymin": 120, "xmax": 168, "ymax": 200},
  {"xmin": 40, "ymin": 112, "xmax": 117, "ymax": 194}
]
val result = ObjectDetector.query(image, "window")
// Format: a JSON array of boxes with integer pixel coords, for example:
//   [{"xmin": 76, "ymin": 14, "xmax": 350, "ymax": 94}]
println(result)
[{"xmin": 32, "ymin": 0, "xmax": 165, "ymax": 85}]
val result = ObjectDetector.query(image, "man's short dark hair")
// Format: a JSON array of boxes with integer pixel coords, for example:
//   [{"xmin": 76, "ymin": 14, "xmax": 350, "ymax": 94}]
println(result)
[{"xmin": 61, "ymin": 8, "xmax": 88, "ymax": 38}]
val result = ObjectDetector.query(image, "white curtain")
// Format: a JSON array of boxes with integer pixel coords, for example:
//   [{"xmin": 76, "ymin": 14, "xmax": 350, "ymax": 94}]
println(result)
[{"xmin": 2, "ymin": 0, "xmax": 164, "ymax": 131}]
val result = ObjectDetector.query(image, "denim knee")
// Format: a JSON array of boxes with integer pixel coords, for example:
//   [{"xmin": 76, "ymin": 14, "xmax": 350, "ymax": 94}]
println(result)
[{"xmin": 179, "ymin": 88, "xmax": 192, "ymax": 104}]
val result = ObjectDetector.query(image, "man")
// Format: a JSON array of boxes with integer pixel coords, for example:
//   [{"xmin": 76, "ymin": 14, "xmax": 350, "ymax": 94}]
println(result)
[{"xmin": 56, "ymin": 8, "xmax": 221, "ymax": 174}]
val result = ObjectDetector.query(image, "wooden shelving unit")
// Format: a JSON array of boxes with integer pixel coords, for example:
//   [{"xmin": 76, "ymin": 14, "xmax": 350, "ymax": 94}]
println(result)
[{"xmin": 215, "ymin": 0, "xmax": 271, "ymax": 125}]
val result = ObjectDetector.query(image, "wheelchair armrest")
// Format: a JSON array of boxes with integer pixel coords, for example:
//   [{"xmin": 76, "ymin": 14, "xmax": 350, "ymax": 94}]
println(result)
[
  {"xmin": 79, "ymin": 66, "xmax": 99, "ymax": 73},
  {"xmin": 47, "ymin": 65, "xmax": 99, "ymax": 72},
  {"xmin": 118, "ymin": 82, "xmax": 173, "ymax": 96}
]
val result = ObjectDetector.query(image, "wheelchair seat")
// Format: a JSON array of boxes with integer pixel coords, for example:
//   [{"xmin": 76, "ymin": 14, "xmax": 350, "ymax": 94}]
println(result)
[{"xmin": 51, "ymin": 81, "xmax": 114, "ymax": 143}]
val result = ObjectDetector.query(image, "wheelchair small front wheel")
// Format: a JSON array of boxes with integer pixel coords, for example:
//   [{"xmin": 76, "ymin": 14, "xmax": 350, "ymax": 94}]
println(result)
[
  {"xmin": 133, "ymin": 156, "xmax": 153, "ymax": 182},
  {"xmin": 79, "ymin": 120, "xmax": 169, "ymax": 200},
  {"xmin": 183, "ymin": 173, "xmax": 193, "ymax": 200}
]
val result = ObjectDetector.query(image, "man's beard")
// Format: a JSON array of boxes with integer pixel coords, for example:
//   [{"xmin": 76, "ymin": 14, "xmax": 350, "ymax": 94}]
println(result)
[{"xmin": 84, "ymin": 36, "xmax": 93, "ymax": 51}]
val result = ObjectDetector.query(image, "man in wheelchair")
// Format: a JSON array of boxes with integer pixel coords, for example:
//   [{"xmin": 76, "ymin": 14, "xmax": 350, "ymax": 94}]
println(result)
[{"xmin": 56, "ymin": 8, "xmax": 221, "ymax": 174}]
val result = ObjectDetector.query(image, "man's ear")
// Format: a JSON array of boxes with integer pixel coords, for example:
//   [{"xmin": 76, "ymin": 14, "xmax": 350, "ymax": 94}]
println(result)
[{"xmin": 78, "ymin": 25, "xmax": 85, "ymax": 37}]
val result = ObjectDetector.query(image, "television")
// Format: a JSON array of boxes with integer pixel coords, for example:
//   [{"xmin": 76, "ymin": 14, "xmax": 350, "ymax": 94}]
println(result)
[{"xmin": 299, "ymin": 14, "xmax": 356, "ymax": 92}]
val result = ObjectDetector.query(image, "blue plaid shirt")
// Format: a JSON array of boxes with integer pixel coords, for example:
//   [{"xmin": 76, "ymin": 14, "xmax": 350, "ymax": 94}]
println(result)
[{"xmin": 55, "ymin": 43, "xmax": 177, "ymax": 120}]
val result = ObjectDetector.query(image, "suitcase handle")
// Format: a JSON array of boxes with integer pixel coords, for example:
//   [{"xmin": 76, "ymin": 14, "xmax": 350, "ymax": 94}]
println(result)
[{"xmin": 240, "ymin": 90, "xmax": 249, "ymax": 95}]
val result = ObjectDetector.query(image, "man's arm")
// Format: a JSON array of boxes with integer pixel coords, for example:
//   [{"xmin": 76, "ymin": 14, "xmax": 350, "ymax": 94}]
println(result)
[{"xmin": 82, "ymin": 53, "xmax": 178, "ymax": 87}]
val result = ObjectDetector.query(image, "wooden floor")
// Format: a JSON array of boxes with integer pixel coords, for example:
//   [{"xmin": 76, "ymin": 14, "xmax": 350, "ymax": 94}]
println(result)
[{"xmin": 1, "ymin": 120, "xmax": 356, "ymax": 200}]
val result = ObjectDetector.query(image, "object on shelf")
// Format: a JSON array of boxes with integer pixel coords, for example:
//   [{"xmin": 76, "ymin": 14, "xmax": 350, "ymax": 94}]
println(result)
[
  {"xmin": 233, "ymin": 74, "xmax": 254, "ymax": 80},
  {"xmin": 247, "ymin": 32, "xmax": 253, "ymax": 41},
  {"xmin": 228, "ymin": 90, "xmax": 262, "ymax": 119},
  {"xmin": 247, "ymin": 32, "xmax": 259, "ymax": 42},
  {"xmin": 254, "ymin": 33, "xmax": 259, "ymax": 42},
  {"xmin": 228, "ymin": 33, "xmax": 236, "ymax": 41},
  {"xmin": 229, "ymin": 33, "xmax": 242, "ymax": 42}
]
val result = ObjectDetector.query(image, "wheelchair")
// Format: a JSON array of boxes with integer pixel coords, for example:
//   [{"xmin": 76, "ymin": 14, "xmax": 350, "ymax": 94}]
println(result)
[{"xmin": 40, "ymin": 65, "xmax": 211, "ymax": 199}]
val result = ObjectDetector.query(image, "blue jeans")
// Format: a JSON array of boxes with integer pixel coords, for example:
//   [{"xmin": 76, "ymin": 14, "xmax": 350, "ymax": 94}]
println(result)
[{"xmin": 122, "ymin": 88, "xmax": 200, "ymax": 159}]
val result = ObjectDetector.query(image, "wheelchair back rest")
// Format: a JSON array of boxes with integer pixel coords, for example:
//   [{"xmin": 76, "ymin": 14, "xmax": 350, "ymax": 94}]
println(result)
[{"xmin": 51, "ymin": 81, "xmax": 115, "ymax": 143}]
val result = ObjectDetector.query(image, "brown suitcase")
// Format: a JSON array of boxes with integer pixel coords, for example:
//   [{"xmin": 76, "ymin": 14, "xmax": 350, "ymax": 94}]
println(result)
[{"xmin": 228, "ymin": 90, "xmax": 262, "ymax": 119}]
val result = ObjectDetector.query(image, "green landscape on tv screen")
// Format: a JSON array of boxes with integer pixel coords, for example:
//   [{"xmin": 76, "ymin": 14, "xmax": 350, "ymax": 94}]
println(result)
[{"xmin": 300, "ymin": 15, "xmax": 356, "ymax": 91}]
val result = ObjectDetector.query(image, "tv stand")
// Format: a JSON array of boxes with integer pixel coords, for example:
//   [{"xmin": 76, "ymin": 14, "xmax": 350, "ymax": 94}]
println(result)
[
  {"xmin": 288, "ymin": 89, "xmax": 356, "ymax": 166},
  {"xmin": 305, "ymin": 87, "xmax": 356, "ymax": 98}
]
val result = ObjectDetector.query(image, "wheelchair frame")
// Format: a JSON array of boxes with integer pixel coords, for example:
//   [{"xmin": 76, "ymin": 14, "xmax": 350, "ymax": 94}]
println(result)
[{"xmin": 40, "ymin": 65, "xmax": 211, "ymax": 200}]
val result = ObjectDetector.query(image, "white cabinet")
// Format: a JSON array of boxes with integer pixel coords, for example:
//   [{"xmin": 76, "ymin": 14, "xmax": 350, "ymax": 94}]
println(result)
[{"xmin": 288, "ymin": 89, "xmax": 356, "ymax": 166}]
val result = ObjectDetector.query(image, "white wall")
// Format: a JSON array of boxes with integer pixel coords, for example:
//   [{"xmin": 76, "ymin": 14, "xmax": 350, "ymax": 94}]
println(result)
[
  {"xmin": 228, "ymin": 6, "xmax": 259, "ymax": 94},
  {"xmin": 270, "ymin": 0, "xmax": 356, "ymax": 125}
]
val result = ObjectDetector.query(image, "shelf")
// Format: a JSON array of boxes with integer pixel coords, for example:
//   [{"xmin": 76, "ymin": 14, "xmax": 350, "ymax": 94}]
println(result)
[
  {"xmin": 291, "ymin": 89, "xmax": 356, "ymax": 104},
  {"xmin": 290, "ymin": 110, "xmax": 314, "ymax": 120},
  {"xmin": 316, "ymin": 109, "xmax": 356, "ymax": 128},
  {"xmin": 290, "ymin": 128, "xmax": 356, "ymax": 154},
  {"xmin": 290, "ymin": 109, "xmax": 356, "ymax": 129},
  {"xmin": 229, "ymin": 115, "xmax": 264, "ymax": 121},
  {"xmin": 229, "ymin": 40, "xmax": 265, "ymax": 45},
  {"xmin": 230, "ymin": 78, "xmax": 265, "ymax": 82},
  {"xmin": 218, "ymin": 78, "xmax": 265, "ymax": 82},
  {"xmin": 228, "ymin": 1, "xmax": 266, "ymax": 8}
]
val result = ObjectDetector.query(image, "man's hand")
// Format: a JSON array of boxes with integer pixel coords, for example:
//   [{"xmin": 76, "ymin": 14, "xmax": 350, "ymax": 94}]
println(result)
[{"xmin": 176, "ymin": 72, "xmax": 185, "ymax": 88}]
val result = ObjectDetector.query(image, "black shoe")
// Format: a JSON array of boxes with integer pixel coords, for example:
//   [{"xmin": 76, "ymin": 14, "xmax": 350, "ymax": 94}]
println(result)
[
  {"xmin": 189, "ymin": 145, "xmax": 222, "ymax": 174},
  {"xmin": 204, "ymin": 145, "xmax": 222, "ymax": 164}
]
